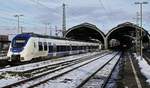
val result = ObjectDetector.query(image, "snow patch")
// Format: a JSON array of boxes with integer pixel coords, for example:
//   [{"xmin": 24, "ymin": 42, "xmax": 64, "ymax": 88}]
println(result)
[{"xmin": 133, "ymin": 53, "xmax": 150, "ymax": 84}]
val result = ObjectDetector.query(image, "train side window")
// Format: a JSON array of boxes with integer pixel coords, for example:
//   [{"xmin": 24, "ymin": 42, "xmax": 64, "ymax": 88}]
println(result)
[
  {"xmin": 72, "ymin": 46, "xmax": 77, "ymax": 50},
  {"xmin": 71, "ymin": 46, "xmax": 74, "ymax": 50},
  {"xmin": 38, "ymin": 42, "xmax": 43, "ymax": 51},
  {"xmin": 62, "ymin": 46, "xmax": 66, "ymax": 51},
  {"xmin": 48, "ymin": 43, "xmax": 52, "ymax": 52},
  {"xmin": 71, "ymin": 46, "xmax": 73, "ymax": 50},
  {"xmin": 49, "ymin": 46, "xmax": 53, "ymax": 52},
  {"xmin": 67, "ymin": 46, "xmax": 70, "ymax": 51},
  {"xmin": 60, "ymin": 46, "xmax": 63, "ymax": 51},
  {"xmin": 81, "ymin": 46, "xmax": 84, "ymax": 50},
  {"xmin": 56, "ymin": 46, "xmax": 66, "ymax": 52},
  {"xmin": 56, "ymin": 46, "xmax": 60, "ymax": 52},
  {"xmin": 61, "ymin": 46, "xmax": 64, "ymax": 51},
  {"xmin": 79, "ymin": 46, "xmax": 82, "ymax": 50},
  {"xmin": 44, "ymin": 42, "xmax": 47, "ymax": 51},
  {"xmin": 84, "ymin": 46, "xmax": 86, "ymax": 50}
]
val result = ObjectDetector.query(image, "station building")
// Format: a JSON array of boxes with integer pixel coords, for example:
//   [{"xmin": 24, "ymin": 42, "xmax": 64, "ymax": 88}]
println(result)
[{"xmin": 65, "ymin": 22, "xmax": 150, "ymax": 51}]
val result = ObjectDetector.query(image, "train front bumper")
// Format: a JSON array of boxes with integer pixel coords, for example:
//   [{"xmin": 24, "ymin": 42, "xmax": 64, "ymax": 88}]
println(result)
[{"xmin": 9, "ymin": 55, "xmax": 21, "ymax": 62}]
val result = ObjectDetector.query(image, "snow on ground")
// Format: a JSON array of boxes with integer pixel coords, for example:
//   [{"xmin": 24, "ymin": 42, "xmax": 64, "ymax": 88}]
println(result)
[
  {"xmin": 133, "ymin": 53, "xmax": 150, "ymax": 84},
  {"xmin": 82, "ymin": 53, "xmax": 120, "ymax": 88},
  {"xmin": 0, "ymin": 51, "xmax": 106, "ymax": 87},
  {"xmin": 13, "ymin": 52, "xmax": 112, "ymax": 88},
  {"xmin": 37, "ymin": 52, "xmax": 119, "ymax": 88},
  {"xmin": 0, "ymin": 52, "xmax": 101, "ymax": 72}
]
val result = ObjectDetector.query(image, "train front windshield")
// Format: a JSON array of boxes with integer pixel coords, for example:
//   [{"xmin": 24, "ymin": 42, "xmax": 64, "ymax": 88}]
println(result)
[{"xmin": 12, "ymin": 38, "xmax": 27, "ymax": 48}]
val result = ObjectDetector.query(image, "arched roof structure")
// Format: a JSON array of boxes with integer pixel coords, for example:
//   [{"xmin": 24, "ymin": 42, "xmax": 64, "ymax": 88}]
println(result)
[
  {"xmin": 65, "ymin": 23, "xmax": 105, "ymax": 43},
  {"xmin": 106, "ymin": 22, "xmax": 150, "ymax": 48}
]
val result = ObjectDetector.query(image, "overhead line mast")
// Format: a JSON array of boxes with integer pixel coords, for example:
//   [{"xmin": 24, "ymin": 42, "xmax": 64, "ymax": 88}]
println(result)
[
  {"xmin": 135, "ymin": 1, "xmax": 148, "ymax": 60},
  {"xmin": 62, "ymin": 3, "xmax": 66, "ymax": 37},
  {"xmin": 135, "ymin": 12, "xmax": 140, "ymax": 55}
]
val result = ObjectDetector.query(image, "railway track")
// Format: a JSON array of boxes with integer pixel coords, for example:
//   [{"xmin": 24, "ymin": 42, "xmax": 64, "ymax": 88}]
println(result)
[
  {"xmin": 0, "ymin": 52, "xmax": 100, "ymax": 70},
  {"xmin": 143, "ymin": 54, "xmax": 150, "ymax": 64},
  {"xmin": 143, "ymin": 51, "xmax": 150, "ymax": 64},
  {"xmin": 1, "ymin": 52, "xmax": 121, "ymax": 88},
  {"xmin": 0, "ymin": 51, "xmax": 108, "ymax": 70},
  {"xmin": 0, "ymin": 51, "xmax": 107, "ymax": 72},
  {"xmin": 79, "ymin": 52, "xmax": 122, "ymax": 88},
  {"xmin": 34, "ymin": 52, "xmax": 121, "ymax": 88},
  {"xmin": 0, "ymin": 51, "xmax": 111, "ymax": 88}
]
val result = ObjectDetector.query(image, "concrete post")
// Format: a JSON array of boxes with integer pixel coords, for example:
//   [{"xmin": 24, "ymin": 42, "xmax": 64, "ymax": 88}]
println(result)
[{"xmin": 104, "ymin": 37, "xmax": 108, "ymax": 49}]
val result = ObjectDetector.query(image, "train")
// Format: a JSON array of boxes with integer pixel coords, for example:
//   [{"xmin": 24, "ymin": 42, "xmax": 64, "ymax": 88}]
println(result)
[{"xmin": 7, "ymin": 33, "xmax": 101, "ymax": 62}]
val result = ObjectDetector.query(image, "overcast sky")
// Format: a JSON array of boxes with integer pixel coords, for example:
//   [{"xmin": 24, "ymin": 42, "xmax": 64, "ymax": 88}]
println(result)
[{"xmin": 0, "ymin": 0, "xmax": 149, "ymax": 36}]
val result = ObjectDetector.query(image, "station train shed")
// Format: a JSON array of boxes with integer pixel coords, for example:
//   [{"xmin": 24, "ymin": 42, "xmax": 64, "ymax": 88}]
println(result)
[
  {"xmin": 64, "ymin": 23, "xmax": 105, "ymax": 44},
  {"xmin": 65, "ymin": 22, "xmax": 150, "ymax": 50}
]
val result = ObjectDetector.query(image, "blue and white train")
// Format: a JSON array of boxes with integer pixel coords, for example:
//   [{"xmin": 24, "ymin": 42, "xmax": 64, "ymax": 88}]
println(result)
[{"xmin": 7, "ymin": 33, "xmax": 101, "ymax": 62}]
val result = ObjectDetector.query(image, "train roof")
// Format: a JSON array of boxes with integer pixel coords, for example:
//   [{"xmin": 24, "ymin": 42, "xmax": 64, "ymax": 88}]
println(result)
[
  {"xmin": 22, "ymin": 32, "xmax": 67, "ymax": 40},
  {"xmin": 14, "ymin": 33, "xmax": 67, "ymax": 40},
  {"xmin": 17, "ymin": 33, "xmax": 99, "ymax": 43}
]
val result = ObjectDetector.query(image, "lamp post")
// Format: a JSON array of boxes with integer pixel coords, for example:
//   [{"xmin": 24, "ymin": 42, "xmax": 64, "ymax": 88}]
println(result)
[
  {"xmin": 14, "ymin": 14, "xmax": 24, "ymax": 34},
  {"xmin": 135, "ymin": 1, "xmax": 148, "ymax": 60}
]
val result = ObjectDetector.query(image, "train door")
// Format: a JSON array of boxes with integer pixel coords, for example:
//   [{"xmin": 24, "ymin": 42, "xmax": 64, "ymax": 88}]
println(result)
[
  {"xmin": 86, "ymin": 46, "xmax": 89, "ymax": 52},
  {"xmin": 29, "ymin": 40, "xmax": 38, "ymax": 59},
  {"xmin": 99, "ymin": 44, "xmax": 102, "ymax": 50},
  {"xmin": 69, "ymin": 44, "xmax": 72, "ymax": 54},
  {"xmin": 53, "ymin": 44, "xmax": 57, "ymax": 56},
  {"xmin": 32, "ymin": 42, "xmax": 36, "ymax": 57}
]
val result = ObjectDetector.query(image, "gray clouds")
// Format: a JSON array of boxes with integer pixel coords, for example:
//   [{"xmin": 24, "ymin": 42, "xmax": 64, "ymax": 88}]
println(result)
[{"xmin": 0, "ymin": 0, "xmax": 150, "ymax": 35}]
